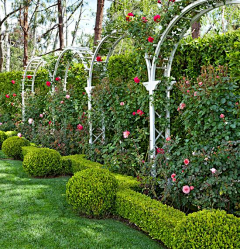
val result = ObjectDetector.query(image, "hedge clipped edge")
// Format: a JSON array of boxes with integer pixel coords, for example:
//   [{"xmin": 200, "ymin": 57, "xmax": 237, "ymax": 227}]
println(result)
[
  {"xmin": 62, "ymin": 154, "xmax": 140, "ymax": 190},
  {"xmin": 172, "ymin": 209, "xmax": 240, "ymax": 249},
  {"xmin": 115, "ymin": 188, "xmax": 186, "ymax": 247},
  {"xmin": 22, "ymin": 146, "xmax": 41, "ymax": 158}
]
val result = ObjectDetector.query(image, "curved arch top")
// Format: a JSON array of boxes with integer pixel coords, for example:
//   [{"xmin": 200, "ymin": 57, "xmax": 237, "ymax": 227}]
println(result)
[
  {"xmin": 52, "ymin": 47, "xmax": 93, "ymax": 91},
  {"xmin": 22, "ymin": 57, "xmax": 46, "ymax": 121},
  {"xmin": 151, "ymin": 0, "xmax": 240, "ymax": 81},
  {"xmin": 87, "ymin": 31, "xmax": 126, "ymax": 89},
  {"xmin": 143, "ymin": 0, "xmax": 240, "ymax": 162}
]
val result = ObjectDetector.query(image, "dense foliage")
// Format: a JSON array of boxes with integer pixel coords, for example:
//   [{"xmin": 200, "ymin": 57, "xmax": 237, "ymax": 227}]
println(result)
[{"xmin": 66, "ymin": 168, "xmax": 118, "ymax": 217}]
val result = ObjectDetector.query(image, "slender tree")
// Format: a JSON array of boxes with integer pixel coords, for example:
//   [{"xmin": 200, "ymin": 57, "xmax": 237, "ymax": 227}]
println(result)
[
  {"xmin": 94, "ymin": 0, "xmax": 105, "ymax": 45},
  {"xmin": 57, "ymin": 0, "xmax": 64, "ymax": 49}
]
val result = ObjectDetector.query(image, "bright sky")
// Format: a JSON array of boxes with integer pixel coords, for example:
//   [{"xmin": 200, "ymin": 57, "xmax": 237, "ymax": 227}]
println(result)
[{"xmin": 79, "ymin": 0, "xmax": 111, "ymax": 35}]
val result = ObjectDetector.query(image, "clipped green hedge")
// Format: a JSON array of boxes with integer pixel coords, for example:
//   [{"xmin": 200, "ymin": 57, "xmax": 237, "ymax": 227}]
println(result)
[
  {"xmin": 115, "ymin": 189, "xmax": 240, "ymax": 248},
  {"xmin": 22, "ymin": 146, "xmax": 41, "ymax": 158},
  {"xmin": 0, "ymin": 131, "xmax": 7, "ymax": 149},
  {"xmin": 172, "ymin": 209, "xmax": 240, "ymax": 249},
  {"xmin": 62, "ymin": 154, "xmax": 140, "ymax": 189},
  {"xmin": 66, "ymin": 168, "xmax": 118, "ymax": 217},
  {"xmin": 115, "ymin": 188, "xmax": 186, "ymax": 247},
  {"xmin": 5, "ymin": 131, "xmax": 18, "ymax": 138},
  {"xmin": 172, "ymin": 30, "xmax": 240, "ymax": 82},
  {"xmin": 2, "ymin": 136, "xmax": 30, "ymax": 160},
  {"xmin": 22, "ymin": 148, "xmax": 62, "ymax": 177}
]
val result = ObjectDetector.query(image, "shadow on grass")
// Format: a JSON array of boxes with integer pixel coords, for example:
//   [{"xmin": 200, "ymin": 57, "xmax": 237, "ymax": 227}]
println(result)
[{"xmin": 0, "ymin": 158, "xmax": 165, "ymax": 249}]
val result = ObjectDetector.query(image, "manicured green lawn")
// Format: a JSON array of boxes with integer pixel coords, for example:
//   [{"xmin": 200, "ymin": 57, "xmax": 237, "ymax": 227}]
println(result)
[{"xmin": 0, "ymin": 155, "xmax": 164, "ymax": 249}]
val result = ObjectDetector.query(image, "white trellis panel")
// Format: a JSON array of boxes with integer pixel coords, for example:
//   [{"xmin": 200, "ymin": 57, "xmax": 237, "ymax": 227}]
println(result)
[
  {"xmin": 22, "ymin": 57, "xmax": 46, "ymax": 121},
  {"xmin": 87, "ymin": 31, "xmax": 125, "ymax": 145},
  {"xmin": 143, "ymin": 0, "xmax": 240, "ymax": 166}
]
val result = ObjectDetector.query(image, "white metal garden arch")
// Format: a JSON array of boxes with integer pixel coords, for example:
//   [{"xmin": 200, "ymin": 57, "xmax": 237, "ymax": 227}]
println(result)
[
  {"xmin": 144, "ymin": 0, "xmax": 240, "ymax": 159},
  {"xmin": 52, "ymin": 47, "xmax": 93, "ymax": 92},
  {"xmin": 22, "ymin": 57, "xmax": 47, "ymax": 121},
  {"xmin": 87, "ymin": 31, "xmax": 126, "ymax": 144}
]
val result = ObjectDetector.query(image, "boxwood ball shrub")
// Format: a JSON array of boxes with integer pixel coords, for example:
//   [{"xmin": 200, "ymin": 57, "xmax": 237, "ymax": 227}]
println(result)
[
  {"xmin": 66, "ymin": 168, "xmax": 118, "ymax": 217},
  {"xmin": 2, "ymin": 136, "xmax": 30, "ymax": 159},
  {"xmin": 172, "ymin": 209, "xmax": 240, "ymax": 249},
  {"xmin": 0, "ymin": 131, "xmax": 7, "ymax": 149},
  {"xmin": 22, "ymin": 148, "xmax": 62, "ymax": 177}
]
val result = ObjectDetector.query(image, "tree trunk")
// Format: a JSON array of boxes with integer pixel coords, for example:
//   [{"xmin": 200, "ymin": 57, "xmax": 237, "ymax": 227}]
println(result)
[
  {"xmin": 94, "ymin": 0, "xmax": 105, "ymax": 45},
  {"xmin": 191, "ymin": 21, "xmax": 201, "ymax": 39},
  {"xmin": 5, "ymin": 32, "xmax": 10, "ymax": 71},
  {"xmin": 57, "ymin": 0, "xmax": 64, "ymax": 49},
  {"xmin": 23, "ymin": 5, "xmax": 29, "ymax": 67},
  {"xmin": 0, "ymin": 28, "xmax": 3, "ymax": 72},
  {"xmin": 71, "ymin": 5, "xmax": 83, "ymax": 46}
]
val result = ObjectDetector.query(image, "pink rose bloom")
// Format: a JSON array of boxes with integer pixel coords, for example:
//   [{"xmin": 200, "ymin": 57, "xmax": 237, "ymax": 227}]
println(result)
[
  {"xmin": 0, "ymin": 122, "xmax": 2, "ymax": 125},
  {"xmin": 171, "ymin": 173, "xmax": 176, "ymax": 179},
  {"xmin": 77, "ymin": 124, "xmax": 83, "ymax": 130},
  {"xmin": 153, "ymin": 15, "xmax": 161, "ymax": 22},
  {"xmin": 132, "ymin": 112, "xmax": 136, "ymax": 116},
  {"xmin": 39, "ymin": 114, "xmax": 44, "ymax": 118},
  {"xmin": 166, "ymin": 137, "xmax": 171, "ymax": 141},
  {"xmin": 120, "ymin": 102, "xmax": 125, "ymax": 106},
  {"xmin": 190, "ymin": 186, "xmax": 194, "ymax": 190},
  {"xmin": 187, "ymin": 90, "xmax": 190, "ymax": 93},
  {"xmin": 216, "ymin": 75, "xmax": 220, "ymax": 79},
  {"xmin": 96, "ymin": 56, "xmax": 102, "ymax": 62},
  {"xmin": 55, "ymin": 77, "xmax": 61, "ymax": 81},
  {"xmin": 156, "ymin": 148, "xmax": 164, "ymax": 154},
  {"xmin": 148, "ymin": 36, "xmax": 154, "ymax": 43},
  {"xmin": 48, "ymin": 121, "xmax": 52, "ymax": 125},
  {"xmin": 158, "ymin": 0, "xmax": 161, "ymax": 3},
  {"xmin": 17, "ymin": 133, "xmax": 22, "ymax": 138},
  {"xmin": 180, "ymin": 103, "xmax": 186, "ymax": 110},
  {"xmin": 236, "ymin": 102, "xmax": 239, "ymax": 105},
  {"xmin": 65, "ymin": 95, "xmax": 70, "ymax": 99},
  {"xmin": 172, "ymin": 178, "xmax": 176, "ymax": 182},
  {"xmin": 123, "ymin": 130, "xmax": 130, "ymax": 138},
  {"xmin": 137, "ymin": 109, "xmax": 144, "ymax": 116},
  {"xmin": 198, "ymin": 82, "xmax": 203, "ymax": 86},
  {"xmin": 210, "ymin": 168, "xmax": 217, "ymax": 174},
  {"xmin": 27, "ymin": 75, "xmax": 32, "ymax": 79},
  {"xmin": 220, "ymin": 114, "xmax": 225, "ymax": 119},
  {"xmin": 177, "ymin": 107, "xmax": 180, "ymax": 111},
  {"xmin": 128, "ymin": 12, "xmax": 134, "ymax": 17},
  {"xmin": 184, "ymin": 158, "xmax": 190, "ymax": 165},
  {"xmin": 11, "ymin": 80, "xmax": 15, "ymax": 84},
  {"xmin": 185, "ymin": 80, "xmax": 190, "ymax": 84},
  {"xmin": 28, "ymin": 118, "xmax": 33, "ymax": 125},
  {"xmin": 60, "ymin": 101, "xmax": 64, "ymax": 104},
  {"xmin": 5, "ymin": 94, "xmax": 10, "ymax": 98},
  {"xmin": 182, "ymin": 185, "xmax": 190, "ymax": 194},
  {"xmin": 194, "ymin": 91, "xmax": 198, "ymax": 97},
  {"xmin": 134, "ymin": 77, "xmax": 140, "ymax": 83},
  {"xmin": 13, "ymin": 93, "xmax": 17, "ymax": 97},
  {"xmin": 46, "ymin": 81, "xmax": 51, "ymax": 87},
  {"xmin": 142, "ymin": 17, "xmax": 147, "ymax": 23}
]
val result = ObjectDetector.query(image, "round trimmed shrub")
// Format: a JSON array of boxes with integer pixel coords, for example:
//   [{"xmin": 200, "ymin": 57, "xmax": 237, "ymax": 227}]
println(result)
[
  {"xmin": 0, "ymin": 131, "xmax": 7, "ymax": 149},
  {"xmin": 172, "ymin": 209, "xmax": 240, "ymax": 249},
  {"xmin": 66, "ymin": 168, "xmax": 118, "ymax": 217},
  {"xmin": 22, "ymin": 148, "xmax": 62, "ymax": 177},
  {"xmin": 2, "ymin": 136, "xmax": 30, "ymax": 159}
]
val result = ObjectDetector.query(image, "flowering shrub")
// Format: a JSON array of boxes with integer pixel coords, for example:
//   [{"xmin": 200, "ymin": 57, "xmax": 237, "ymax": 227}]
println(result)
[{"xmin": 140, "ymin": 66, "xmax": 240, "ymax": 213}]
